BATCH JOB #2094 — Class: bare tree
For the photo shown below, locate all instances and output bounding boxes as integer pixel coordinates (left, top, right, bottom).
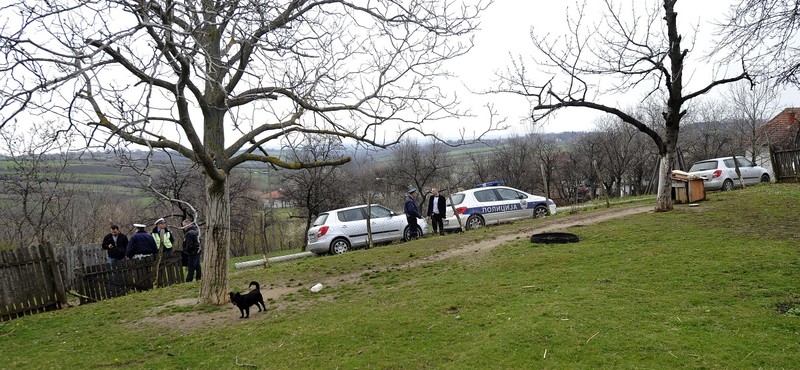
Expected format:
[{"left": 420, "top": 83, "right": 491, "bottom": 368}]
[
  {"left": 0, "top": 123, "right": 76, "bottom": 247},
  {"left": 496, "top": 0, "right": 750, "bottom": 211},
  {"left": 724, "top": 81, "right": 780, "bottom": 163},
  {"left": 0, "top": 0, "right": 492, "bottom": 304},
  {"left": 714, "top": 0, "right": 800, "bottom": 87},
  {"left": 488, "top": 135, "right": 537, "bottom": 191},
  {"left": 141, "top": 161, "right": 205, "bottom": 222},
  {"left": 282, "top": 135, "right": 350, "bottom": 246},
  {"left": 389, "top": 138, "right": 452, "bottom": 210}
]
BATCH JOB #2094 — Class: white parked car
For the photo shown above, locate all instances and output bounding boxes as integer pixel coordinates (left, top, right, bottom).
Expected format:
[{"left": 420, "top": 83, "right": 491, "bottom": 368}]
[
  {"left": 307, "top": 204, "right": 429, "bottom": 255},
  {"left": 688, "top": 156, "right": 772, "bottom": 191},
  {"left": 443, "top": 184, "right": 557, "bottom": 231}
]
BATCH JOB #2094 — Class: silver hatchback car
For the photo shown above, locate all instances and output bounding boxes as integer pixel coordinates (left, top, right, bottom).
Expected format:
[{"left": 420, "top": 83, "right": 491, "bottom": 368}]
[
  {"left": 688, "top": 156, "right": 772, "bottom": 191},
  {"left": 307, "top": 204, "right": 429, "bottom": 255}
]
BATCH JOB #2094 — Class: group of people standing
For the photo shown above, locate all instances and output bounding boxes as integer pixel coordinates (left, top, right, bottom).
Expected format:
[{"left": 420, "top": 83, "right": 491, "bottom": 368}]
[
  {"left": 101, "top": 218, "right": 202, "bottom": 282},
  {"left": 404, "top": 186, "right": 448, "bottom": 238}
]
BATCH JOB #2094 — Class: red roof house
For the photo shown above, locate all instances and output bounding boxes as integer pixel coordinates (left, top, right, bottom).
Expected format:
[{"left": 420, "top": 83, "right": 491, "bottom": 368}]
[{"left": 757, "top": 107, "right": 800, "bottom": 149}]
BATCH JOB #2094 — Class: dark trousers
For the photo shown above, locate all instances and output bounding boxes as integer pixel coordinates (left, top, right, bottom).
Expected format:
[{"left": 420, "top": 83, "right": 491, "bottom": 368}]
[
  {"left": 186, "top": 254, "right": 202, "bottom": 282},
  {"left": 431, "top": 213, "right": 444, "bottom": 235},
  {"left": 406, "top": 216, "right": 419, "bottom": 240}
]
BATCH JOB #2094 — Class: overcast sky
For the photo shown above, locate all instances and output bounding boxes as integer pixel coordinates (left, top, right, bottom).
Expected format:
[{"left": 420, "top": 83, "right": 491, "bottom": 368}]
[{"left": 443, "top": 0, "right": 800, "bottom": 138}]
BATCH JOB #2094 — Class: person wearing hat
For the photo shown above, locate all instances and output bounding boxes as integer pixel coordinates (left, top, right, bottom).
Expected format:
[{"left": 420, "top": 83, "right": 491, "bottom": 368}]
[
  {"left": 125, "top": 223, "right": 158, "bottom": 259},
  {"left": 151, "top": 218, "right": 175, "bottom": 256},
  {"left": 404, "top": 188, "right": 423, "bottom": 240}
]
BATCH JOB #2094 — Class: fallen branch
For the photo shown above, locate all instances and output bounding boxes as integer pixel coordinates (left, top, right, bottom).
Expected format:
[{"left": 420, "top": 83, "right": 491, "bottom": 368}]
[
  {"left": 235, "top": 356, "right": 257, "bottom": 368},
  {"left": 586, "top": 331, "right": 600, "bottom": 344},
  {"left": 67, "top": 290, "right": 99, "bottom": 303}
]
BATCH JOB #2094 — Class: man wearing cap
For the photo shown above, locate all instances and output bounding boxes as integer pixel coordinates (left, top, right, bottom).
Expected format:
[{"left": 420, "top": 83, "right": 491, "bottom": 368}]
[
  {"left": 404, "top": 188, "right": 423, "bottom": 240},
  {"left": 151, "top": 218, "right": 175, "bottom": 256},
  {"left": 126, "top": 223, "right": 158, "bottom": 259}
]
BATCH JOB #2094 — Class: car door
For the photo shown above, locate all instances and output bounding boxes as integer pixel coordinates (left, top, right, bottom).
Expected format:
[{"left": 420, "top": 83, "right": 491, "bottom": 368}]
[
  {"left": 336, "top": 207, "right": 368, "bottom": 247},
  {"left": 473, "top": 188, "right": 503, "bottom": 224},
  {"left": 495, "top": 187, "right": 530, "bottom": 220},
  {"left": 368, "top": 205, "right": 403, "bottom": 242},
  {"left": 735, "top": 157, "right": 759, "bottom": 185}
]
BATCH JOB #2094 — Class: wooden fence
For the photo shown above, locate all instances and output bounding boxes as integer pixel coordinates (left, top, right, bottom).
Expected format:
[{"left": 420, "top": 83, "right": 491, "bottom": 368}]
[
  {"left": 0, "top": 243, "right": 68, "bottom": 321},
  {"left": 73, "top": 254, "right": 184, "bottom": 304},
  {"left": 771, "top": 146, "right": 800, "bottom": 183},
  {"left": 1, "top": 243, "right": 185, "bottom": 321}
]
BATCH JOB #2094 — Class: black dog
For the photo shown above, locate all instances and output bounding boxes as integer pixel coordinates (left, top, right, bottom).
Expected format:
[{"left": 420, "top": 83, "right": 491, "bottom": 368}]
[{"left": 229, "top": 281, "right": 266, "bottom": 318}]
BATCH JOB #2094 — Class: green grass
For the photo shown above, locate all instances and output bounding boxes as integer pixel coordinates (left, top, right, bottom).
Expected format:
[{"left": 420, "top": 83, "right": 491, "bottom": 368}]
[{"left": 2, "top": 184, "right": 800, "bottom": 369}]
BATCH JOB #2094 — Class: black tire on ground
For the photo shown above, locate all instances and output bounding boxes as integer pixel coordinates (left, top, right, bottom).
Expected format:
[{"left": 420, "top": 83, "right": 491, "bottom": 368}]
[
  {"left": 465, "top": 214, "right": 484, "bottom": 230},
  {"left": 330, "top": 238, "right": 350, "bottom": 255},
  {"left": 761, "top": 174, "right": 770, "bottom": 183},
  {"left": 530, "top": 232, "right": 580, "bottom": 244}
]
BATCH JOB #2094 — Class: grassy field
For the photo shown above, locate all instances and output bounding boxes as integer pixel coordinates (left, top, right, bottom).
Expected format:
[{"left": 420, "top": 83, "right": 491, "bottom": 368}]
[{"left": 2, "top": 184, "right": 799, "bottom": 369}]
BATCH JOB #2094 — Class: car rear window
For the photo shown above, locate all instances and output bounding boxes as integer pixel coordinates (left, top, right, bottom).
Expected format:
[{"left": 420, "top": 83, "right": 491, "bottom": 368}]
[
  {"left": 312, "top": 214, "right": 329, "bottom": 226},
  {"left": 447, "top": 194, "right": 465, "bottom": 206},
  {"left": 690, "top": 161, "right": 718, "bottom": 171}
]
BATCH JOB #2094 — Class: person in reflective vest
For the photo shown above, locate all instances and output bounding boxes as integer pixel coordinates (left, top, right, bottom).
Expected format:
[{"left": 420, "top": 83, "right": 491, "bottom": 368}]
[{"left": 151, "top": 218, "right": 175, "bottom": 256}]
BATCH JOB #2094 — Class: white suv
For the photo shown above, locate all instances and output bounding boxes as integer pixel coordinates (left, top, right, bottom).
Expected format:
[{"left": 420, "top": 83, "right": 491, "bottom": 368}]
[
  {"left": 443, "top": 185, "right": 557, "bottom": 231},
  {"left": 307, "top": 204, "right": 429, "bottom": 255}
]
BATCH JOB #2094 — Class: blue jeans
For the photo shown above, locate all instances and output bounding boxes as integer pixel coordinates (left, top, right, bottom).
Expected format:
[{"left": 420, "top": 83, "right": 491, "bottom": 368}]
[{"left": 108, "top": 257, "right": 123, "bottom": 264}]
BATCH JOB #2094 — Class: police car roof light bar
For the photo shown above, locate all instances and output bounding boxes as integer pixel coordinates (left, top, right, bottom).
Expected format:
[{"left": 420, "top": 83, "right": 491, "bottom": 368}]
[{"left": 475, "top": 180, "right": 506, "bottom": 188}]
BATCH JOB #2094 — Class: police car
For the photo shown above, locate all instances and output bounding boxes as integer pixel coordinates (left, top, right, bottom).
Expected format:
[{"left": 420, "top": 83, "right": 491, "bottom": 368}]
[{"left": 443, "top": 182, "right": 556, "bottom": 231}]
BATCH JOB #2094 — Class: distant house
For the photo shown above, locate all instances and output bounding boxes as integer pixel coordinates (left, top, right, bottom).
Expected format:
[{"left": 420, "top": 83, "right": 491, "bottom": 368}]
[
  {"left": 263, "top": 189, "right": 290, "bottom": 208},
  {"left": 757, "top": 107, "right": 800, "bottom": 150}
]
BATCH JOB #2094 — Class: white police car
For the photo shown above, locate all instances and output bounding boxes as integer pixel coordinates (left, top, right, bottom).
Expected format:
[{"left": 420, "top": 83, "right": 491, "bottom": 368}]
[{"left": 443, "top": 183, "right": 556, "bottom": 231}]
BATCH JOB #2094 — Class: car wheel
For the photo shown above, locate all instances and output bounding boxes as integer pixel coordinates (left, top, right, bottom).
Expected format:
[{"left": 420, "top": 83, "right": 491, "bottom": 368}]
[
  {"left": 761, "top": 174, "right": 770, "bottom": 183},
  {"left": 403, "top": 226, "right": 422, "bottom": 241},
  {"left": 329, "top": 238, "right": 350, "bottom": 255},
  {"left": 721, "top": 179, "right": 734, "bottom": 191},
  {"left": 533, "top": 205, "right": 548, "bottom": 219},
  {"left": 465, "top": 214, "right": 484, "bottom": 230}
]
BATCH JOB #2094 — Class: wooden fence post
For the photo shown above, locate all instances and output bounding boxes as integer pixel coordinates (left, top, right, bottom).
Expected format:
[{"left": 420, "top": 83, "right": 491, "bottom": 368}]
[{"left": 42, "top": 242, "right": 68, "bottom": 307}]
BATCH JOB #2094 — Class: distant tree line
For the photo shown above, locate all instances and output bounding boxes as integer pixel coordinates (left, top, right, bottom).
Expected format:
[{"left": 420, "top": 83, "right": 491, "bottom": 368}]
[{"left": 0, "top": 89, "right": 783, "bottom": 253}]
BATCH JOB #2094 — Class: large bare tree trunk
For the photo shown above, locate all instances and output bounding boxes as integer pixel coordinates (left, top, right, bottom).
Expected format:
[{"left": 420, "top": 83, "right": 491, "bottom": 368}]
[
  {"left": 199, "top": 176, "right": 231, "bottom": 305},
  {"left": 655, "top": 153, "right": 674, "bottom": 212}
]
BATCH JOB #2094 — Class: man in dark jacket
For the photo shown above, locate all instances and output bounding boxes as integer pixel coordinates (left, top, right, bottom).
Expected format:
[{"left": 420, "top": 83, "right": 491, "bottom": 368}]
[
  {"left": 101, "top": 225, "right": 129, "bottom": 264},
  {"left": 404, "top": 188, "right": 422, "bottom": 240},
  {"left": 126, "top": 223, "right": 158, "bottom": 259},
  {"left": 426, "top": 187, "right": 447, "bottom": 236},
  {"left": 182, "top": 219, "right": 202, "bottom": 282}
]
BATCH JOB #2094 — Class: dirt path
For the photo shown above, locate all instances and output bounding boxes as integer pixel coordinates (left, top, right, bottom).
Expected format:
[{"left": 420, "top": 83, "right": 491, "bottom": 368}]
[{"left": 141, "top": 204, "right": 654, "bottom": 330}]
